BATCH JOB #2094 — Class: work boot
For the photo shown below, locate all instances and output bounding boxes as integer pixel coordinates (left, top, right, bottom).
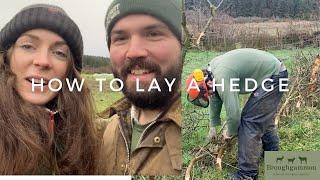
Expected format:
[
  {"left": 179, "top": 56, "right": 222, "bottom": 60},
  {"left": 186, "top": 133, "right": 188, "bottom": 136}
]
[{"left": 230, "top": 171, "right": 257, "bottom": 180}]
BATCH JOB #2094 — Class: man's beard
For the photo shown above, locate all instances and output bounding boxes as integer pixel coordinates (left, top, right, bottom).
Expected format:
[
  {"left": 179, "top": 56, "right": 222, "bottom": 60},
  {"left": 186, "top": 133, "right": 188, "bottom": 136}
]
[{"left": 112, "top": 58, "right": 181, "bottom": 110}]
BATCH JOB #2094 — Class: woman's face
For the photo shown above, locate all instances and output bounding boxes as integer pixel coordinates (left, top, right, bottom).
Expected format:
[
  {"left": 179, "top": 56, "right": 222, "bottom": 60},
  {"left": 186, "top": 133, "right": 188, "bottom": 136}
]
[{"left": 9, "top": 29, "right": 70, "bottom": 105}]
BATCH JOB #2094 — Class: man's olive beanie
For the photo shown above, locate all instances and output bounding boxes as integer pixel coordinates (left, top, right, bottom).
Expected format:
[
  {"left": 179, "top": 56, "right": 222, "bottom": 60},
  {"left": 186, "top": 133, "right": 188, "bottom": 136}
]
[
  {"left": 105, "top": 0, "right": 182, "bottom": 49},
  {"left": 0, "top": 4, "right": 83, "bottom": 71}
]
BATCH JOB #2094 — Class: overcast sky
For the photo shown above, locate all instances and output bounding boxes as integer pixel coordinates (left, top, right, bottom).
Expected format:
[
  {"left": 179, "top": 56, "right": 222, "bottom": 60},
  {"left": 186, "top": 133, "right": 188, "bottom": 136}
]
[{"left": 0, "top": 0, "right": 112, "bottom": 57}]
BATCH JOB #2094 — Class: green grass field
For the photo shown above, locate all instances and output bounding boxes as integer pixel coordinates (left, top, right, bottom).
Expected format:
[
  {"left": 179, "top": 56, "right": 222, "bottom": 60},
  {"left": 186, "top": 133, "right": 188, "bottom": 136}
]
[
  {"left": 182, "top": 47, "right": 320, "bottom": 179},
  {"left": 82, "top": 73, "right": 122, "bottom": 113}
]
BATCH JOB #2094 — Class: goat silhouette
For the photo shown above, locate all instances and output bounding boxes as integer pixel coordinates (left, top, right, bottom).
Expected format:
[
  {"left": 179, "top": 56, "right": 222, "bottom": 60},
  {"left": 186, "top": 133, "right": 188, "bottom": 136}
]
[
  {"left": 298, "top": 156, "right": 307, "bottom": 164},
  {"left": 288, "top": 157, "right": 295, "bottom": 164},
  {"left": 276, "top": 156, "right": 284, "bottom": 163}
]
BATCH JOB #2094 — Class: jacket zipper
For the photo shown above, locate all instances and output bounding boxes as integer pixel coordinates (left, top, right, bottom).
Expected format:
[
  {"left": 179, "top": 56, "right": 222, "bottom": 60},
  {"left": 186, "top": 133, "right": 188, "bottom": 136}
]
[
  {"left": 137, "top": 120, "right": 157, "bottom": 147},
  {"left": 136, "top": 111, "right": 162, "bottom": 147},
  {"left": 118, "top": 123, "right": 130, "bottom": 174},
  {"left": 120, "top": 110, "right": 162, "bottom": 173}
]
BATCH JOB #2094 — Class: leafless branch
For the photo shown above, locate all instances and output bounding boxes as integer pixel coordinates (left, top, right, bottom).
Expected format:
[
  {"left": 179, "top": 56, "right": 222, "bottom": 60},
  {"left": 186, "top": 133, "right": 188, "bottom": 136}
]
[
  {"left": 196, "top": 0, "right": 226, "bottom": 46},
  {"left": 206, "top": 0, "right": 213, "bottom": 7},
  {"left": 217, "top": 0, "right": 225, "bottom": 9}
]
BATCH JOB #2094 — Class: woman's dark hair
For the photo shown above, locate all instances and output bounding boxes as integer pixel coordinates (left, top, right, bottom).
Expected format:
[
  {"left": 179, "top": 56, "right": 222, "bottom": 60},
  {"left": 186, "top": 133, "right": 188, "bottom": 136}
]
[{"left": 0, "top": 47, "right": 99, "bottom": 174}]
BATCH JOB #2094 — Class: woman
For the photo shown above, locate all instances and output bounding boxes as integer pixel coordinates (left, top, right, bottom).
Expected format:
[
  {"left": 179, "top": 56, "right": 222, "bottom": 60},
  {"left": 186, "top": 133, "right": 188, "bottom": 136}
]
[{"left": 0, "top": 4, "right": 98, "bottom": 174}]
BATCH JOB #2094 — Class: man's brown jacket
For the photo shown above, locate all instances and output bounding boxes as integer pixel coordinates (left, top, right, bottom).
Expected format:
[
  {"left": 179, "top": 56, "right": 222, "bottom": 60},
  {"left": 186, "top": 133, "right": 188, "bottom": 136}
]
[{"left": 98, "top": 97, "right": 181, "bottom": 176}]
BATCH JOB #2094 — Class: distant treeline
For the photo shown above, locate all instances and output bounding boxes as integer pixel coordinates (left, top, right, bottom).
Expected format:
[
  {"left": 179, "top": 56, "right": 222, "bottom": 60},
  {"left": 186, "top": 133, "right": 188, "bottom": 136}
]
[
  {"left": 185, "top": 0, "right": 319, "bottom": 19},
  {"left": 82, "top": 55, "right": 111, "bottom": 74},
  {"left": 83, "top": 55, "right": 109, "bottom": 67}
]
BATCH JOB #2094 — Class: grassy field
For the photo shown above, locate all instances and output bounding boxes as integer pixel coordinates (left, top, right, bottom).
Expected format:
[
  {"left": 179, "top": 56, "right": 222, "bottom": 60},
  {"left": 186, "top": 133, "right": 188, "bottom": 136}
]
[
  {"left": 82, "top": 73, "right": 122, "bottom": 113},
  {"left": 182, "top": 47, "right": 320, "bottom": 179},
  {"left": 222, "top": 20, "right": 320, "bottom": 37}
]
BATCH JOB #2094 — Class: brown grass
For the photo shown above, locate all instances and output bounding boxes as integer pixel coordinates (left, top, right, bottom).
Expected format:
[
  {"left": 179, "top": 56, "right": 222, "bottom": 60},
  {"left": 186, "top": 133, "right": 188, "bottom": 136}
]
[
  {"left": 190, "top": 19, "right": 320, "bottom": 50},
  {"left": 223, "top": 20, "right": 320, "bottom": 37}
]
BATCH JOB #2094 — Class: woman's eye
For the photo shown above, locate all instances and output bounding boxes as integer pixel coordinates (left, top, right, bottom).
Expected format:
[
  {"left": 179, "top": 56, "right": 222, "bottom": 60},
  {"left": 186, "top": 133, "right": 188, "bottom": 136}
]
[
  {"left": 53, "top": 50, "right": 68, "bottom": 59},
  {"left": 20, "top": 44, "right": 34, "bottom": 50}
]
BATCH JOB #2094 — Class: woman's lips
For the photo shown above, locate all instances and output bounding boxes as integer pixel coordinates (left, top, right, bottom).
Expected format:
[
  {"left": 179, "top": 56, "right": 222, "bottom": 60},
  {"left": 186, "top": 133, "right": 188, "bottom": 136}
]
[{"left": 24, "top": 76, "right": 51, "bottom": 92}]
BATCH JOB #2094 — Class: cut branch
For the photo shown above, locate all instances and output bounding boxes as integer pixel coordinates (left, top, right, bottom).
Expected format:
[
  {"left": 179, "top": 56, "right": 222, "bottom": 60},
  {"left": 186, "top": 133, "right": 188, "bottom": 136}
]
[
  {"left": 308, "top": 55, "right": 320, "bottom": 93},
  {"left": 185, "top": 123, "right": 234, "bottom": 180},
  {"left": 196, "top": 16, "right": 214, "bottom": 46},
  {"left": 275, "top": 78, "right": 300, "bottom": 125},
  {"left": 185, "top": 154, "right": 207, "bottom": 180},
  {"left": 215, "top": 143, "right": 225, "bottom": 170}
]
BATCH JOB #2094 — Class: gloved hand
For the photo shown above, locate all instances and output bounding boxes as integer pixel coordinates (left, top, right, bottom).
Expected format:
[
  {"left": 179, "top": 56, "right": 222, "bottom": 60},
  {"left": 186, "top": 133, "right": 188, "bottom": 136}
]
[
  {"left": 206, "top": 80, "right": 214, "bottom": 96},
  {"left": 207, "top": 126, "right": 217, "bottom": 142},
  {"left": 222, "top": 129, "right": 232, "bottom": 141}
]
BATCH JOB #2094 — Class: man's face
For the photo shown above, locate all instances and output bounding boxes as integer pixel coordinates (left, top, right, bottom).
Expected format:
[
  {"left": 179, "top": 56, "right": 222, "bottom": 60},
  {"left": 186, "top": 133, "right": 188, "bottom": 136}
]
[{"left": 109, "top": 14, "right": 182, "bottom": 109}]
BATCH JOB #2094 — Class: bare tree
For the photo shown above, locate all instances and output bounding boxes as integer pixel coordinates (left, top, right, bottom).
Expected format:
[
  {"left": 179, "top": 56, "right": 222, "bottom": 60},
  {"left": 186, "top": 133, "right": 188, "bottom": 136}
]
[
  {"left": 196, "top": 0, "right": 225, "bottom": 45},
  {"left": 182, "top": 0, "right": 191, "bottom": 62}
]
